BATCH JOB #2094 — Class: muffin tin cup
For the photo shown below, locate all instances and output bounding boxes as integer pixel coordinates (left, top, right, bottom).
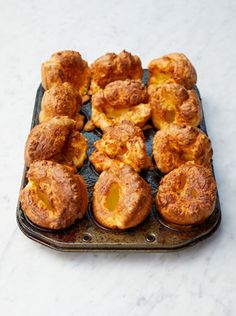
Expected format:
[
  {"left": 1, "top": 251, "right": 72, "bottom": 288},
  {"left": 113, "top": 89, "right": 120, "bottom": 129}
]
[{"left": 16, "top": 70, "right": 221, "bottom": 252}]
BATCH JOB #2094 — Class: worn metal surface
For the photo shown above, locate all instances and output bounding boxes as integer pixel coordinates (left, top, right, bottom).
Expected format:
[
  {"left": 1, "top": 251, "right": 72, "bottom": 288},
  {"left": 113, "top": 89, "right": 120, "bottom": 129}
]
[{"left": 16, "top": 70, "right": 221, "bottom": 252}]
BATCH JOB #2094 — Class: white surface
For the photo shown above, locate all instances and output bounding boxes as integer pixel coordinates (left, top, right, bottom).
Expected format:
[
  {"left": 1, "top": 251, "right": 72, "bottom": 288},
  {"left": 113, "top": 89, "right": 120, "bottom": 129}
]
[{"left": 0, "top": 0, "right": 235, "bottom": 315}]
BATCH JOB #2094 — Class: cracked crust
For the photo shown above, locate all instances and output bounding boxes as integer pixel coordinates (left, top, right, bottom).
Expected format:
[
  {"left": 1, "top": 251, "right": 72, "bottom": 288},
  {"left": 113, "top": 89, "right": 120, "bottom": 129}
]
[
  {"left": 156, "top": 162, "right": 216, "bottom": 225},
  {"left": 149, "top": 83, "right": 202, "bottom": 129},
  {"left": 93, "top": 165, "right": 152, "bottom": 230},
  {"left": 41, "top": 50, "right": 91, "bottom": 102},
  {"left": 91, "top": 79, "right": 151, "bottom": 131},
  {"left": 148, "top": 53, "right": 197, "bottom": 90},
  {"left": 24, "top": 116, "right": 88, "bottom": 168},
  {"left": 20, "top": 160, "right": 88, "bottom": 229},
  {"left": 152, "top": 124, "right": 213, "bottom": 173},
  {"left": 39, "top": 82, "right": 84, "bottom": 130},
  {"left": 90, "top": 50, "right": 143, "bottom": 94},
  {"left": 90, "top": 120, "right": 152, "bottom": 173}
]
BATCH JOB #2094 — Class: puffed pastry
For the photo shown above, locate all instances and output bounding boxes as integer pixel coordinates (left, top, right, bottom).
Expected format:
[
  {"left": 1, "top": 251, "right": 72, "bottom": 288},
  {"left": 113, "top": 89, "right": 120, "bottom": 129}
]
[
  {"left": 20, "top": 160, "right": 88, "bottom": 229},
  {"left": 39, "top": 82, "right": 84, "bottom": 130},
  {"left": 148, "top": 53, "right": 197, "bottom": 90},
  {"left": 90, "top": 50, "right": 143, "bottom": 94},
  {"left": 152, "top": 124, "right": 212, "bottom": 173},
  {"left": 25, "top": 116, "right": 88, "bottom": 169},
  {"left": 89, "top": 120, "right": 152, "bottom": 173},
  {"left": 91, "top": 79, "right": 151, "bottom": 131},
  {"left": 41, "top": 50, "right": 91, "bottom": 103},
  {"left": 149, "top": 83, "right": 202, "bottom": 129},
  {"left": 93, "top": 165, "right": 152, "bottom": 230},
  {"left": 156, "top": 162, "right": 216, "bottom": 226}
]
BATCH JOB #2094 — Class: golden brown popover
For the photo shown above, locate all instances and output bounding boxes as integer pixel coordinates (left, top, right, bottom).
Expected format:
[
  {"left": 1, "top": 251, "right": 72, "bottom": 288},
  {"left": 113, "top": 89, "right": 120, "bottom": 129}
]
[
  {"left": 93, "top": 165, "right": 152, "bottom": 230},
  {"left": 90, "top": 120, "right": 152, "bottom": 173},
  {"left": 39, "top": 82, "right": 84, "bottom": 130},
  {"left": 149, "top": 83, "right": 202, "bottom": 129},
  {"left": 25, "top": 116, "right": 88, "bottom": 168},
  {"left": 41, "top": 50, "right": 91, "bottom": 102},
  {"left": 20, "top": 160, "right": 88, "bottom": 229},
  {"left": 90, "top": 50, "right": 143, "bottom": 94},
  {"left": 152, "top": 124, "right": 212, "bottom": 173},
  {"left": 148, "top": 53, "right": 197, "bottom": 90},
  {"left": 91, "top": 79, "right": 151, "bottom": 131},
  {"left": 156, "top": 162, "right": 216, "bottom": 226}
]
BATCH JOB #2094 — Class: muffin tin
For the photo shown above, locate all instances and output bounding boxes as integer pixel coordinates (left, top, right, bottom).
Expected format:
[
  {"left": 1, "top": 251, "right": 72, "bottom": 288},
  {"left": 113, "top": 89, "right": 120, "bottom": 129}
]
[{"left": 16, "top": 70, "right": 221, "bottom": 252}]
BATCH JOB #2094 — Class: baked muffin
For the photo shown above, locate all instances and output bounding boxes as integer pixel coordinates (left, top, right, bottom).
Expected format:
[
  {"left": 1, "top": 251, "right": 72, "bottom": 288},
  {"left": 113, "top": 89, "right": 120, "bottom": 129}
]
[
  {"left": 25, "top": 116, "right": 88, "bottom": 169},
  {"left": 39, "top": 82, "right": 84, "bottom": 130},
  {"left": 20, "top": 160, "right": 88, "bottom": 229},
  {"left": 90, "top": 120, "right": 152, "bottom": 173},
  {"left": 156, "top": 162, "right": 216, "bottom": 226},
  {"left": 91, "top": 79, "right": 151, "bottom": 131},
  {"left": 152, "top": 124, "right": 212, "bottom": 173},
  {"left": 41, "top": 50, "right": 91, "bottom": 103},
  {"left": 148, "top": 53, "right": 197, "bottom": 90},
  {"left": 149, "top": 83, "right": 202, "bottom": 129},
  {"left": 90, "top": 50, "right": 142, "bottom": 94},
  {"left": 93, "top": 165, "right": 152, "bottom": 230}
]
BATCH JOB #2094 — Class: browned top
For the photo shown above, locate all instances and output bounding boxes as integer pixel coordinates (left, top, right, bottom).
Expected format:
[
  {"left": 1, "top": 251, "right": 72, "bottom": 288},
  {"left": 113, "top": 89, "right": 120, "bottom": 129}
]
[
  {"left": 39, "top": 82, "right": 82, "bottom": 123},
  {"left": 152, "top": 124, "right": 213, "bottom": 173},
  {"left": 91, "top": 79, "right": 151, "bottom": 131},
  {"left": 90, "top": 120, "right": 152, "bottom": 173},
  {"left": 148, "top": 53, "right": 197, "bottom": 90},
  {"left": 90, "top": 50, "right": 143, "bottom": 92},
  {"left": 156, "top": 163, "right": 216, "bottom": 225},
  {"left": 93, "top": 79, "right": 148, "bottom": 108},
  {"left": 20, "top": 160, "right": 88, "bottom": 229},
  {"left": 41, "top": 50, "right": 91, "bottom": 98},
  {"left": 149, "top": 83, "right": 202, "bottom": 129},
  {"left": 24, "top": 116, "right": 88, "bottom": 168},
  {"left": 93, "top": 165, "right": 152, "bottom": 229}
]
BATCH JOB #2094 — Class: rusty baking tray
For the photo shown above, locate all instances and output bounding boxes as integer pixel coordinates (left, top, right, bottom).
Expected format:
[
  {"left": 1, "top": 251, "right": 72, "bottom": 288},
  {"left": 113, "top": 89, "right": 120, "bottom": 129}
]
[{"left": 16, "top": 70, "right": 221, "bottom": 252}]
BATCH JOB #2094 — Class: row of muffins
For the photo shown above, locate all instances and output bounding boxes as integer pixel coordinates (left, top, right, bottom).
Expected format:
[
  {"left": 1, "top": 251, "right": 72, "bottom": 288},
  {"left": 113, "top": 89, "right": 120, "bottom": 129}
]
[
  {"left": 20, "top": 50, "right": 216, "bottom": 230},
  {"left": 40, "top": 50, "right": 202, "bottom": 131}
]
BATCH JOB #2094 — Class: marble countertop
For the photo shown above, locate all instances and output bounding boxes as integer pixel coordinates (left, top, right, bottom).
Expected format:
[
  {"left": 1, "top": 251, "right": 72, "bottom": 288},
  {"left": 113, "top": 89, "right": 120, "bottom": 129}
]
[{"left": 0, "top": 0, "right": 235, "bottom": 315}]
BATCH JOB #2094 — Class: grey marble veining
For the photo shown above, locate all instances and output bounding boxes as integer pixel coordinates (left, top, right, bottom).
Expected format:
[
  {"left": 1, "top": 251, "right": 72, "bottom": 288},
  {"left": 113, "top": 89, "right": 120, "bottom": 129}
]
[{"left": 0, "top": 0, "right": 235, "bottom": 315}]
